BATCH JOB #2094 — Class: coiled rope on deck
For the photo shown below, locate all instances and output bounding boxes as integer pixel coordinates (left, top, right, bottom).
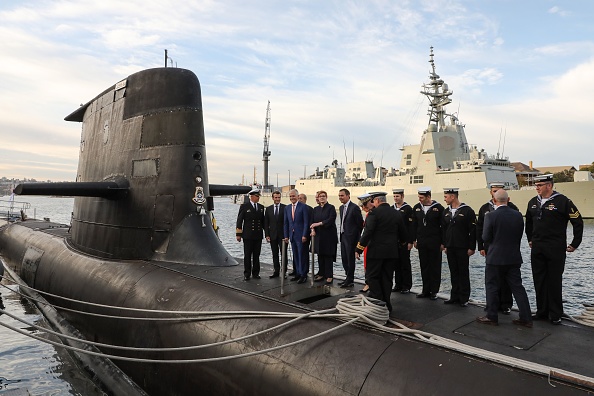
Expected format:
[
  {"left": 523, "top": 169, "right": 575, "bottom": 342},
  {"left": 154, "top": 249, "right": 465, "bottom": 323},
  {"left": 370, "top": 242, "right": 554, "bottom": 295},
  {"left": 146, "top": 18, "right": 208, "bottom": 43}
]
[{"left": 2, "top": 273, "right": 594, "bottom": 389}]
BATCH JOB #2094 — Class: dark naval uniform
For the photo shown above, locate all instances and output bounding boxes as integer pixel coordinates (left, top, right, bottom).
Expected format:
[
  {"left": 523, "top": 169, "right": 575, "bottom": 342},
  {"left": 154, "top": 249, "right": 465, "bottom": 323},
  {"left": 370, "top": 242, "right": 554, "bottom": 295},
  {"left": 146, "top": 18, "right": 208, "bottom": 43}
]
[
  {"left": 525, "top": 192, "right": 583, "bottom": 322},
  {"left": 356, "top": 201, "right": 407, "bottom": 312},
  {"left": 412, "top": 201, "right": 444, "bottom": 298},
  {"left": 477, "top": 200, "right": 519, "bottom": 312},
  {"left": 442, "top": 204, "right": 476, "bottom": 305},
  {"left": 236, "top": 201, "right": 265, "bottom": 279},
  {"left": 393, "top": 202, "right": 414, "bottom": 292}
]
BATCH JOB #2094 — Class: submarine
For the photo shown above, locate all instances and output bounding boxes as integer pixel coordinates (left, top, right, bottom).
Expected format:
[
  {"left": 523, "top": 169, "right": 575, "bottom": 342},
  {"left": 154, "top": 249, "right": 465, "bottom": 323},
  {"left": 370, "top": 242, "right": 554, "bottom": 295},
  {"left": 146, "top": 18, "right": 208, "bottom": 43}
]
[{"left": 1, "top": 66, "right": 593, "bottom": 395}]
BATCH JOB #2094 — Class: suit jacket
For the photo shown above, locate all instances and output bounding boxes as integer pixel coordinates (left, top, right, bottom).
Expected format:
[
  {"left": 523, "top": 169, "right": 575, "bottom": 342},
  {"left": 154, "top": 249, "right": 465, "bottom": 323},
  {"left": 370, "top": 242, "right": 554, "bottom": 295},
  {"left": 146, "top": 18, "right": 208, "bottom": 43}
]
[
  {"left": 264, "top": 203, "right": 285, "bottom": 240},
  {"left": 284, "top": 201, "right": 309, "bottom": 240},
  {"left": 483, "top": 205, "right": 524, "bottom": 266},
  {"left": 236, "top": 202, "right": 265, "bottom": 240},
  {"left": 339, "top": 201, "right": 363, "bottom": 242},
  {"left": 356, "top": 203, "right": 406, "bottom": 259},
  {"left": 476, "top": 200, "right": 519, "bottom": 251}
]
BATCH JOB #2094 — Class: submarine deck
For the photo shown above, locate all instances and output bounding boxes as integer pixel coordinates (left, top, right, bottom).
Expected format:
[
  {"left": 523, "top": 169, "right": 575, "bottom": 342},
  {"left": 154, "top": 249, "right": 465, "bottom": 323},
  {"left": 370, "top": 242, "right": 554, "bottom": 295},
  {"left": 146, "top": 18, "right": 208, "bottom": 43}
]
[{"left": 10, "top": 220, "right": 594, "bottom": 390}]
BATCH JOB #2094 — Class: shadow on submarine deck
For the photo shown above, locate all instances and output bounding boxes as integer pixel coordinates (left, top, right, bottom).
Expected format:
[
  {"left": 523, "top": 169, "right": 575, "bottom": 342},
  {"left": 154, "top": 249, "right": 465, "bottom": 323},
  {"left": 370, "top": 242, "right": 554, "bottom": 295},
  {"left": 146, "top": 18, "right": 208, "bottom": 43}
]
[{"left": 32, "top": 220, "right": 594, "bottom": 383}]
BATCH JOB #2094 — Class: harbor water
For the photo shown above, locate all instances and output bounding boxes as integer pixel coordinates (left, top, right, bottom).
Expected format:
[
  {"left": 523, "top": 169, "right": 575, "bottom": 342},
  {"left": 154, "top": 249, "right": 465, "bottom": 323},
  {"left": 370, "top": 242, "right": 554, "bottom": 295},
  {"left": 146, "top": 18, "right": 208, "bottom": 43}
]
[{"left": 1, "top": 195, "right": 593, "bottom": 393}]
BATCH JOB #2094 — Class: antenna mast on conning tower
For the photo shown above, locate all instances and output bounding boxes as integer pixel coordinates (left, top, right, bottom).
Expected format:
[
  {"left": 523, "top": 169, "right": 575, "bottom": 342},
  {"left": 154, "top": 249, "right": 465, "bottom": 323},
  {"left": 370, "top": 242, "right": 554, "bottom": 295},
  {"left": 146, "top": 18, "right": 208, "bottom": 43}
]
[{"left": 262, "top": 101, "right": 272, "bottom": 190}]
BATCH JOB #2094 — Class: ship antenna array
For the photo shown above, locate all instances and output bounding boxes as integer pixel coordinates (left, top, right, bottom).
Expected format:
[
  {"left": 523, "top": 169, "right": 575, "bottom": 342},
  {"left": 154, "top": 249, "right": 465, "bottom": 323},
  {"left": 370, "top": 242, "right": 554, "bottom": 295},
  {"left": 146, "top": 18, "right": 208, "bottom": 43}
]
[{"left": 262, "top": 101, "right": 271, "bottom": 189}]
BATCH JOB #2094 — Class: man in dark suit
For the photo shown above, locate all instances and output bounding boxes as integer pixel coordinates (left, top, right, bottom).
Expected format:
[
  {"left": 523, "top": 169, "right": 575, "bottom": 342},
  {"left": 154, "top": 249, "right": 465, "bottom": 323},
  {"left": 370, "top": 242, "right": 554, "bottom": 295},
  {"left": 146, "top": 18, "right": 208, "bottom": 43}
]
[
  {"left": 477, "top": 189, "right": 532, "bottom": 327},
  {"left": 236, "top": 188, "right": 265, "bottom": 281},
  {"left": 338, "top": 188, "right": 363, "bottom": 288},
  {"left": 299, "top": 193, "right": 314, "bottom": 277},
  {"left": 264, "top": 190, "right": 286, "bottom": 278},
  {"left": 284, "top": 189, "right": 310, "bottom": 284},
  {"left": 476, "top": 182, "right": 519, "bottom": 314},
  {"left": 356, "top": 192, "right": 407, "bottom": 312}
]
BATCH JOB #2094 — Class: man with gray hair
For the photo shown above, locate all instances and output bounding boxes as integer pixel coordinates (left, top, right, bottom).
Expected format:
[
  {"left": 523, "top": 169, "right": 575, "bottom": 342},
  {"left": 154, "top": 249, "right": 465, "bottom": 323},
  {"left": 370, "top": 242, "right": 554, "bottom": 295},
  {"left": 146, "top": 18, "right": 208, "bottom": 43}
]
[
  {"left": 355, "top": 192, "right": 407, "bottom": 312},
  {"left": 284, "top": 189, "right": 310, "bottom": 283},
  {"left": 477, "top": 189, "right": 532, "bottom": 327}
]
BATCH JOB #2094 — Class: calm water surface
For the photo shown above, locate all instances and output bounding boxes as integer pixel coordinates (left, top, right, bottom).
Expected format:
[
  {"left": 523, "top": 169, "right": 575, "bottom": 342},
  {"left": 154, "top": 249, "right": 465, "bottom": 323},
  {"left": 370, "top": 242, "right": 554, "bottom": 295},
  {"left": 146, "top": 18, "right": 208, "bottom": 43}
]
[{"left": 1, "top": 195, "right": 593, "bottom": 393}]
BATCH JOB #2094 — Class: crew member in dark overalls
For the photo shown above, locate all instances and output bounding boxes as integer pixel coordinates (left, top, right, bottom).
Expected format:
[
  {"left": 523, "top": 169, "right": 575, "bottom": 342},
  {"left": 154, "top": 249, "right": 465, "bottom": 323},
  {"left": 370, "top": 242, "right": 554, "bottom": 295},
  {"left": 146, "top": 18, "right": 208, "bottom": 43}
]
[
  {"left": 526, "top": 174, "right": 583, "bottom": 325},
  {"left": 391, "top": 188, "right": 414, "bottom": 294},
  {"left": 442, "top": 188, "right": 476, "bottom": 307},
  {"left": 411, "top": 188, "right": 444, "bottom": 300},
  {"left": 476, "top": 182, "right": 519, "bottom": 314},
  {"left": 236, "top": 188, "right": 265, "bottom": 281}
]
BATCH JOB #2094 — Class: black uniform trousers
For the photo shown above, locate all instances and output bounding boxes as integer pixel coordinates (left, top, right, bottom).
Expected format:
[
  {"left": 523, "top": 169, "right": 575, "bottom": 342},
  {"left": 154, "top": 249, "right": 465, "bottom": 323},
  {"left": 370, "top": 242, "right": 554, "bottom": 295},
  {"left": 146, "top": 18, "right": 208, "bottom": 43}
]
[
  {"left": 243, "top": 239, "right": 262, "bottom": 278},
  {"left": 270, "top": 237, "right": 287, "bottom": 274},
  {"left": 367, "top": 257, "right": 396, "bottom": 312},
  {"left": 394, "top": 244, "right": 412, "bottom": 290},
  {"left": 485, "top": 264, "right": 532, "bottom": 322},
  {"left": 418, "top": 247, "right": 442, "bottom": 295},
  {"left": 531, "top": 244, "right": 566, "bottom": 321},
  {"left": 446, "top": 247, "right": 470, "bottom": 303}
]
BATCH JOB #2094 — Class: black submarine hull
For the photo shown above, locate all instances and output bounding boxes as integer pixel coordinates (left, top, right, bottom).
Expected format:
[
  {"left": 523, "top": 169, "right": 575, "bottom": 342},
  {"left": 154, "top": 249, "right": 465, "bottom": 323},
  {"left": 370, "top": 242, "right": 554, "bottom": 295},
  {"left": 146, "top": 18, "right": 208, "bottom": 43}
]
[
  {"left": 2, "top": 221, "right": 590, "bottom": 395},
  {"left": 1, "top": 65, "right": 591, "bottom": 395}
]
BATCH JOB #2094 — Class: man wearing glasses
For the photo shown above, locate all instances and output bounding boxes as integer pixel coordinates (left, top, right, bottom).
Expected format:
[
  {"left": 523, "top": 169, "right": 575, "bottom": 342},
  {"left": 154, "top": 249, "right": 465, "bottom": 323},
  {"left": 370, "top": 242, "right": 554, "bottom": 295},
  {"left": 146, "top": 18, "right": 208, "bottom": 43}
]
[{"left": 525, "top": 174, "right": 583, "bottom": 325}]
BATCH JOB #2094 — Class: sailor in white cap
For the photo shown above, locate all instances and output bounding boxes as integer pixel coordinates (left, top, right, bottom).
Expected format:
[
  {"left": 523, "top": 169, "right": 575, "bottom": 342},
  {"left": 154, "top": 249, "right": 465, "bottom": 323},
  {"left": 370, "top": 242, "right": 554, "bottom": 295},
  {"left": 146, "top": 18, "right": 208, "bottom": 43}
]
[
  {"left": 391, "top": 188, "right": 413, "bottom": 294},
  {"left": 355, "top": 192, "right": 407, "bottom": 312},
  {"left": 411, "top": 187, "right": 444, "bottom": 300},
  {"left": 526, "top": 173, "right": 583, "bottom": 324},
  {"left": 442, "top": 188, "right": 476, "bottom": 307},
  {"left": 236, "top": 188, "right": 265, "bottom": 280},
  {"left": 476, "top": 182, "right": 519, "bottom": 314}
]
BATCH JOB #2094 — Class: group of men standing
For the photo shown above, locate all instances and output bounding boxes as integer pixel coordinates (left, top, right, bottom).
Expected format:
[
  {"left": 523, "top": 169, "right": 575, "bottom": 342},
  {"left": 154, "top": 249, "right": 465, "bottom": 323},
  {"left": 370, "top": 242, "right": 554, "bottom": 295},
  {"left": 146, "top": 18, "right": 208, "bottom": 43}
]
[{"left": 237, "top": 174, "right": 584, "bottom": 325}]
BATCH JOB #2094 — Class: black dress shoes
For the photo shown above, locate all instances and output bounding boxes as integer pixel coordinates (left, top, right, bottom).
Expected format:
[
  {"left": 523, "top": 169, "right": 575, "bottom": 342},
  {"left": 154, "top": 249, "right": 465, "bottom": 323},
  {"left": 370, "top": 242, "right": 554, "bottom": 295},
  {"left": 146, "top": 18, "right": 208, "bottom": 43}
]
[
  {"left": 476, "top": 316, "right": 498, "bottom": 326},
  {"left": 416, "top": 293, "right": 429, "bottom": 298},
  {"left": 531, "top": 313, "right": 547, "bottom": 321},
  {"left": 244, "top": 276, "right": 250, "bottom": 281},
  {"left": 512, "top": 319, "right": 533, "bottom": 328},
  {"left": 392, "top": 287, "right": 402, "bottom": 292},
  {"left": 290, "top": 276, "right": 300, "bottom": 281},
  {"left": 297, "top": 277, "right": 307, "bottom": 284},
  {"left": 269, "top": 273, "right": 280, "bottom": 279},
  {"left": 501, "top": 307, "right": 511, "bottom": 315},
  {"left": 459, "top": 301, "right": 469, "bottom": 307},
  {"left": 443, "top": 299, "right": 459, "bottom": 305},
  {"left": 429, "top": 293, "right": 437, "bottom": 300},
  {"left": 337, "top": 280, "right": 346, "bottom": 286},
  {"left": 340, "top": 282, "right": 354, "bottom": 288},
  {"left": 551, "top": 318, "right": 562, "bottom": 325},
  {"left": 288, "top": 271, "right": 296, "bottom": 276},
  {"left": 400, "top": 289, "right": 410, "bottom": 294},
  {"left": 253, "top": 275, "right": 261, "bottom": 279}
]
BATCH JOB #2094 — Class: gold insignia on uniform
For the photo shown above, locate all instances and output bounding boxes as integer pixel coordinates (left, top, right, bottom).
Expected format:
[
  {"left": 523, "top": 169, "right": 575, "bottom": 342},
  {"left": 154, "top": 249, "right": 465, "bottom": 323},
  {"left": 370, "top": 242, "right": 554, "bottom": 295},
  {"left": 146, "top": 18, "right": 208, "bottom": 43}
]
[
  {"left": 356, "top": 242, "right": 366, "bottom": 250},
  {"left": 570, "top": 211, "right": 581, "bottom": 218},
  {"left": 432, "top": 208, "right": 439, "bottom": 211},
  {"left": 236, "top": 228, "right": 243, "bottom": 233}
]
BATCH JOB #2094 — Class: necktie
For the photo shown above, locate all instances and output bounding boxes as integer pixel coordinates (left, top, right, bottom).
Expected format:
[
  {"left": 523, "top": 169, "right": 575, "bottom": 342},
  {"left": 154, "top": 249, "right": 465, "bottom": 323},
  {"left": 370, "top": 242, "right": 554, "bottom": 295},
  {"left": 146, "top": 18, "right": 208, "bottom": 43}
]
[
  {"left": 341, "top": 204, "right": 348, "bottom": 233},
  {"left": 292, "top": 204, "right": 295, "bottom": 220},
  {"left": 253, "top": 203, "right": 257, "bottom": 210},
  {"left": 274, "top": 205, "right": 278, "bottom": 217}
]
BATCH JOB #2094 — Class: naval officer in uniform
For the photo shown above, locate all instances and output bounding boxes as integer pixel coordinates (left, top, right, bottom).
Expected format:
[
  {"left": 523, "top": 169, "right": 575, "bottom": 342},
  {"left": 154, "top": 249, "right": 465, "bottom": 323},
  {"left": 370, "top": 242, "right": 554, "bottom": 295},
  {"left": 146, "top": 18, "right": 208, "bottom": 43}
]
[
  {"left": 411, "top": 187, "right": 444, "bottom": 300},
  {"left": 236, "top": 188, "right": 265, "bottom": 280},
  {"left": 442, "top": 188, "right": 476, "bottom": 307},
  {"left": 355, "top": 192, "right": 407, "bottom": 312},
  {"left": 476, "top": 182, "right": 519, "bottom": 314},
  {"left": 526, "top": 174, "right": 583, "bottom": 324},
  {"left": 391, "top": 188, "right": 414, "bottom": 293}
]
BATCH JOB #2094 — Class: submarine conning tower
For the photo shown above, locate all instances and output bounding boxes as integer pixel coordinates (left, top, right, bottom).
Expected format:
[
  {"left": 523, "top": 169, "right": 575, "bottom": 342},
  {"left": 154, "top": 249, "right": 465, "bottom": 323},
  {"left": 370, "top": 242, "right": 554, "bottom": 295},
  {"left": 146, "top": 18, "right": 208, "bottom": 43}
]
[{"left": 51, "top": 67, "right": 242, "bottom": 265}]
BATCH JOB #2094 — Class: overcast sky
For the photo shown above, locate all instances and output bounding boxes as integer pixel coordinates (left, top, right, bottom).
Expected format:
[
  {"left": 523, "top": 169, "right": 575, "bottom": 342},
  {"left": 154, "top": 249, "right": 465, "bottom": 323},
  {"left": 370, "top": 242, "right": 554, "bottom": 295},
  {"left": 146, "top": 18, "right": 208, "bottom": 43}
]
[{"left": 1, "top": 0, "right": 593, "bottom": 186}]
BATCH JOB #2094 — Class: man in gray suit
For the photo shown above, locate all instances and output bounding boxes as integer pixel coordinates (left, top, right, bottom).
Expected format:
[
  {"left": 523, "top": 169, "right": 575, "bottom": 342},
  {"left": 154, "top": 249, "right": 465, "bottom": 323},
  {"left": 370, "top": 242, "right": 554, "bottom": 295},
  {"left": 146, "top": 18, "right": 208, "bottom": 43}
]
[{"left": 476, "top": 189, "right": 533, "bottom": 327}]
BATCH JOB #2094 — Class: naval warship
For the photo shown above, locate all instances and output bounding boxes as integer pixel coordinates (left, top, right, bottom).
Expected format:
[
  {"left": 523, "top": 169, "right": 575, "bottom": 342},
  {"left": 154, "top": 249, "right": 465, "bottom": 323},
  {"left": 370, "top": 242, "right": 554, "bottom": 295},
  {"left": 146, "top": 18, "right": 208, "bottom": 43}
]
[
  {"left": 1, "top": 65, "right": 593, "bottom": 395},
  {"left": 262, "top": 48, "right": 594, "bottom": 218}
]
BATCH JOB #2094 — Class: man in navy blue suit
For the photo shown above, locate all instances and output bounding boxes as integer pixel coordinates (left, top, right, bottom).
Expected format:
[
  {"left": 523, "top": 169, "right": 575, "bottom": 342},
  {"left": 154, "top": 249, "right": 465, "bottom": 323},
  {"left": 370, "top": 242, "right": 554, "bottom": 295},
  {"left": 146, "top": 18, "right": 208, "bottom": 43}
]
[
  {"left": 476, "top": 189, "right": 532, "bottom": 327},
  {"left": 284, "top": 189, "right": 310, "bottom": 284},
  {"left": 338, "top": 188, "right": 363, "bottom": 288}
]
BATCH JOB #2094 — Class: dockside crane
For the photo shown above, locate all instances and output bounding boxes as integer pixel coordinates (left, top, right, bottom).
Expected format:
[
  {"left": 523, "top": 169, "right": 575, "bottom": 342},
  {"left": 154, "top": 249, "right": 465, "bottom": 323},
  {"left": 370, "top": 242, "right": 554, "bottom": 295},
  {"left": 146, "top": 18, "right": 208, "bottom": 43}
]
[{"left": 262, "top": 101, "right": 272, "bottom": 191}]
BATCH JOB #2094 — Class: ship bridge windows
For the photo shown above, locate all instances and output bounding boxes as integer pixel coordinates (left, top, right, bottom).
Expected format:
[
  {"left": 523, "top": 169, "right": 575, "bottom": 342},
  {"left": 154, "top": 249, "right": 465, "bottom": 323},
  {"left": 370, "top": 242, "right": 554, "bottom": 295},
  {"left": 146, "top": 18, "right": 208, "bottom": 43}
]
[
  {"left": 405, "top": 154, "right": 412, "bottom": 166},
  {"left": 410, "top": 175, "right": 424, "bottom": 184}
]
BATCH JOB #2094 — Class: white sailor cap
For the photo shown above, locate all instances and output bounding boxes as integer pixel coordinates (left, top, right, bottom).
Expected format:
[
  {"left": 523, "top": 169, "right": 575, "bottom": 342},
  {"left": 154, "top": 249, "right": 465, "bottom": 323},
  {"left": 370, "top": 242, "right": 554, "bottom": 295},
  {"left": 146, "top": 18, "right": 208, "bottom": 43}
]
[
  {"left": 489, "top": 182, "right": 505, "bottom": 189},
  {"left": 443, "top": 187, "right": 459, "bottom": 194},
  {"left": 534, "top": 174, "right": 554, "bottom": 183},
  {"left": 392, "top": 188, "right": 405, "bottom": 194},
  {"left": 357, "top": 193, "right": 372, "bottom": 204},
  {"left": 368, "top": 191, "right": 387, "bottom": 199},
  {"left": 417, "top": 187, "right": 432, "bottom": 195},
  {"left": 248, "top": 188, "right": 261, "bottom": 196}
]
